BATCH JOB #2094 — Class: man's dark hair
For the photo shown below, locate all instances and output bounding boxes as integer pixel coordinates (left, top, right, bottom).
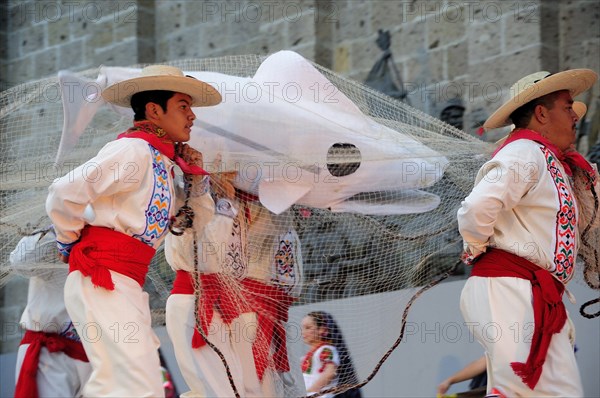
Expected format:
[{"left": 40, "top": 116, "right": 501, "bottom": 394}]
[
  {"left": 509, "top": 91, "right": 563, "bottom": 128},
  {"left": 131, "top": 90, "right": 175, "bottom": 121}
]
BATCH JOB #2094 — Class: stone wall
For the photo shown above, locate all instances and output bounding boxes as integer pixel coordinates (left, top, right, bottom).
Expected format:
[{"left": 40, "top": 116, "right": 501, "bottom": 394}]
[
  {"left": 151, "top": 0, "right": 320, "bottom": 67},
  {"left": 330, "top": 1, "right": 599, "bottom": 140},
  {"left": 2, "top": 1, "right": 599, "bottom": 136},
  {"left": 1, "top": 1, "right": 141, "bottom": 88},
  {"left": 559, "top": 0, "right": 600, "bottom": 148}
]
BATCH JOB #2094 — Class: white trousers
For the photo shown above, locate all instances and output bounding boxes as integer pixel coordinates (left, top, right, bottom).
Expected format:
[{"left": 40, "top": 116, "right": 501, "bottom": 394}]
[
  {"left": 460, "top": 276, "right": 583, "bottom": 397},
  {"left": 15, "top": 344, "right": 92, "bottom": 397},
  {"left": 64, "top": 270, "right": 164, "bottom": 397},
  {"left": 166, "top": 294, "right": 273, "bottom": 397}
]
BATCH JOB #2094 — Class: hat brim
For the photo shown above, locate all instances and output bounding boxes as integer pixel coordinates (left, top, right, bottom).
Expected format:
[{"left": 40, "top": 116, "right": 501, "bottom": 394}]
[
  {"left": 101, "top": 75, "right": 222, "bottom": 108},
  {"left": 484, "top": 69, "right": 597, "bottom": 130},
  {"left": 494, "top": 101, "right": 588, "bottom": 146}
]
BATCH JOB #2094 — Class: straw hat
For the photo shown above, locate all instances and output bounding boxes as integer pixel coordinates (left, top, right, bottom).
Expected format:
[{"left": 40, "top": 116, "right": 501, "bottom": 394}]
[
  {"left": 102, "top": 65, "right": 222, "bottom": 108},
  {"left": 494, "top": 101, "right": 587, "bottom": 146},
  {"left": 483, "top": 69, "right": 597, "bottom": 130}
]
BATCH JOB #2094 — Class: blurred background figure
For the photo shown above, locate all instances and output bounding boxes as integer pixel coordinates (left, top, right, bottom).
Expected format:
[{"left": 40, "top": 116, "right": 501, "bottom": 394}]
[
  {"left": 301, "top": 311, "right": 362, "bottom": 398},
  {"left": 10, "top": 226, "right": 91, "bottom": 397}
]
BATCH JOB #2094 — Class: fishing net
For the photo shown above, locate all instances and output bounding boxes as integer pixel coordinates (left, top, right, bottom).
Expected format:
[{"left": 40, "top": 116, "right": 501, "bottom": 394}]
[{"left": 1, "top": 50, "right": 501, "bottom": 396}]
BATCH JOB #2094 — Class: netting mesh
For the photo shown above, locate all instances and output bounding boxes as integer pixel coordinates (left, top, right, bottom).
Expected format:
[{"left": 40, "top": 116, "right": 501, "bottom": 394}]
[{"left": 1, "top": 51, "right": 497, "bottom": 396}]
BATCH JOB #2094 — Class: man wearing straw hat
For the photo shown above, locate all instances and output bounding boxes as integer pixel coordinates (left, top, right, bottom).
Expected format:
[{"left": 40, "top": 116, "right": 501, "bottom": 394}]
[
  {"left": 457, "top": 69, "right": 599, "bottom": 397},
  {"left": 46, "top": 65, "right": 221, "bottom": 397}
]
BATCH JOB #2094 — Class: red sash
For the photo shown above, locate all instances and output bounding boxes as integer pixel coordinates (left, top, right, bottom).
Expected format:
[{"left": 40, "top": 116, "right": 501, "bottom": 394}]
[
  {"left": 471, "top": 248, "right": 567, "bottom": 389},
  {"left": 170, "top": 271, "right": 240, "bottom": 348},
  {"left": 14, "top": 330, "right": 88, "bottom": 398},
  {"left": 171, "top": 269, "right": 195, "bottom": 294},
  {"left": 170, "top": 271, "right": 294, "bottom": 380},
  {"left": 241, "top": 278, "right": 295, "bottom": 379},
  {"left": 69, "top": 226, "right": 155, "bottom": 289}
]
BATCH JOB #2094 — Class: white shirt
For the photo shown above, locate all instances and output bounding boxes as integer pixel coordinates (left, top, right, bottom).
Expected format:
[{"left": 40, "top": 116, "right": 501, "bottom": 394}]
[
  {"left": 46, "top": 138, "right": 176, "bottom": 250},
  {"left": 458, "top": 139, "right": 580, "bottom": 283},
  {"left": 10, "top": 230, "right": 75, "bottom": 336}
]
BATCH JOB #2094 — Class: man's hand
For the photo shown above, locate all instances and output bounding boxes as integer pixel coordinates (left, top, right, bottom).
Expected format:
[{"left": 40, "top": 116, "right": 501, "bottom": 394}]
[
  {"left": 179, "top": 143, "right": 205, "bottom": 188},
  {"left": 179, "top": 143, "right": 203, "bottom": 167},
  {"left": 437, "top": 378, "right": 452, "bottom": 395},
  {"left": 211, "top": 171, "right": 237, "bottom": 199}
]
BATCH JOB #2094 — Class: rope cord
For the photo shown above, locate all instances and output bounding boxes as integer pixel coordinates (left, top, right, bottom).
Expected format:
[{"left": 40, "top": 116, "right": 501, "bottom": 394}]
[{"left": 579, "top": 183, "right": 600, "bottom": 319}]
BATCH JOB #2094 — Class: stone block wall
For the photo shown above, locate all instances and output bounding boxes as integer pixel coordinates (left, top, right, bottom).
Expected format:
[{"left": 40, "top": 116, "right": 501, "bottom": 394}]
[
  {"left": 559, "top": 0, "right": 600, "bottom": 148},
  {"left": 152, "top": 0, "right": 320, "bottom": 64},
  {"left": 1, "top": 1, "right": 142, "bottom": 89},
  {"left": 330, "top": 0, "right": 555, "bottom": 138},
  {"left": 2, "top": 1, "right": 598, "bottom": 137}
]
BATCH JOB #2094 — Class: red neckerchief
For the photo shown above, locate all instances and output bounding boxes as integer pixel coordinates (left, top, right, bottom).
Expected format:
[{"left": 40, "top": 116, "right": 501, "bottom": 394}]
[
  {"left": 118, "top": 121, "right": 209, "bottom": 176},
  {"left": 15, "top": 330, "right": 89, "bottom": 398},
  {"left": 471, "top": 248, "right": 567, "bottom": 389},
  {"left": 494, "top": 129, "right": 596, "bottom": 186}
]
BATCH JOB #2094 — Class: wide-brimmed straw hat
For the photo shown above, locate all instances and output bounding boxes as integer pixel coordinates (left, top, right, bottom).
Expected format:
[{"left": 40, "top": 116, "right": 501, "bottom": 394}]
[
  {"left": 495, "top": 101, "right": 587, "bottom": 146},
  {"left": 483, "top": 69, "right": 597, "bottom": 130},
  {"left": 102, "top": 65, "right": 222, "bottom": 108}
]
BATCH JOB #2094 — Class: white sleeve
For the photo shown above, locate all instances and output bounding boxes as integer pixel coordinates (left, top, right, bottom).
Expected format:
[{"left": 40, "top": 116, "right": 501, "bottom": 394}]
[
  {"left": 165, "top": 191, "right": 215, "bottom": 272},
  {"left": 45, "top": 139, "right": 152, "bottom": 245},
  {"left": 457, "top": 143, "right": 543, "bottom": 257},
  {"left": 9, "top": 229, "right": 65, "bottom": 279}
]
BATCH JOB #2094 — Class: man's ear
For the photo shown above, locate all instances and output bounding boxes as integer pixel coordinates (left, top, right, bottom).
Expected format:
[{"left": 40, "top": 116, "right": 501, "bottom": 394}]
[
  {"left": 533, "top": 104, "right": 548, "bottom": 124},
  {"left": 145, "top": 102, "right": 160, "bottom": 121}
]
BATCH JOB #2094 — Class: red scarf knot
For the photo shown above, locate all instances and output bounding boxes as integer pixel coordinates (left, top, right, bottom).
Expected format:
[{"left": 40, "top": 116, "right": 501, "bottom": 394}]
[{"left": 69, "top": 226, "right": 155, "bottom": 290}]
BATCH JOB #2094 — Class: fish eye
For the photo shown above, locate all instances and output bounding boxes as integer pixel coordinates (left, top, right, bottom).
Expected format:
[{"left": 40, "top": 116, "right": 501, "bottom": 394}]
[{"left": 326, "top": 143, "right": 361, "bottom": 177}]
